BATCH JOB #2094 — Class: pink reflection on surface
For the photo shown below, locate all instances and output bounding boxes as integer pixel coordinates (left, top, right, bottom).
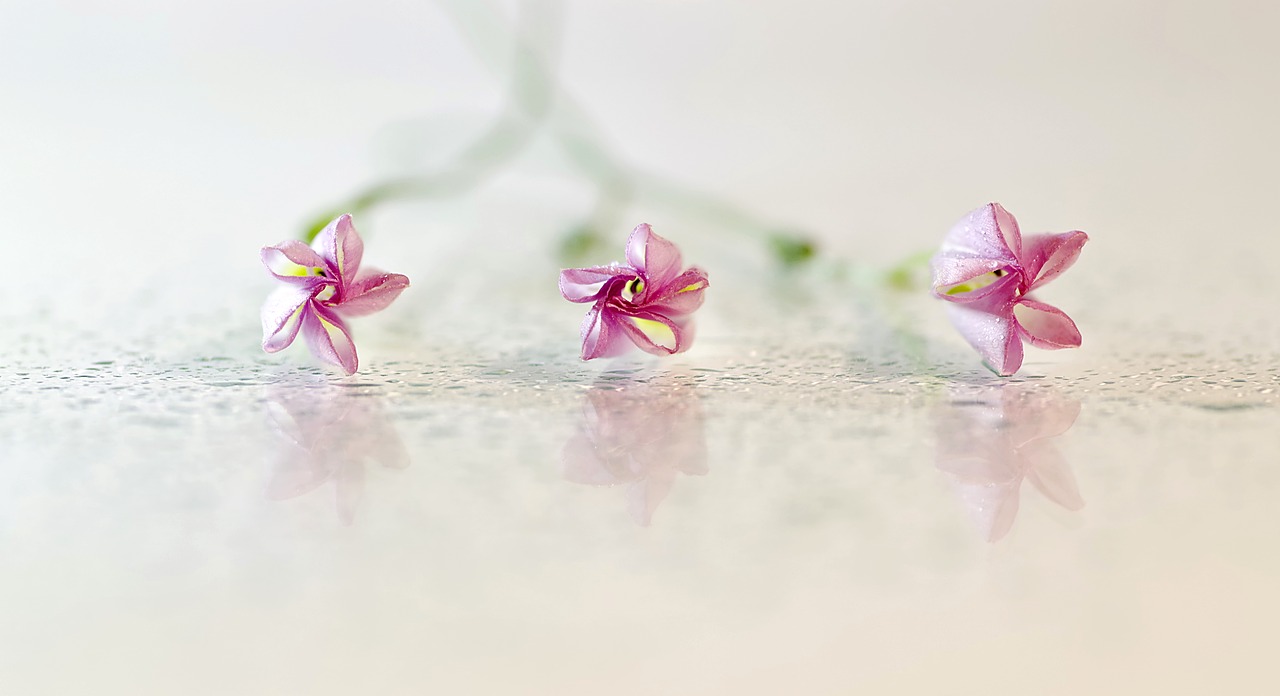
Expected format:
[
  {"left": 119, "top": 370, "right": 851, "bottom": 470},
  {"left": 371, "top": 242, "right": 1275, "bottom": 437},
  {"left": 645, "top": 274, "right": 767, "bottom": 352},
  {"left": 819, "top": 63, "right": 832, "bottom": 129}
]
[
  {"left": 562, "top": 383, "right": 707, "bottom": 526},
  {"left": 264, "top": 383, "right": 409, "bottom": 525},
  {"left": 934, "top": 386, "right": 1084, "bottom": 542}
]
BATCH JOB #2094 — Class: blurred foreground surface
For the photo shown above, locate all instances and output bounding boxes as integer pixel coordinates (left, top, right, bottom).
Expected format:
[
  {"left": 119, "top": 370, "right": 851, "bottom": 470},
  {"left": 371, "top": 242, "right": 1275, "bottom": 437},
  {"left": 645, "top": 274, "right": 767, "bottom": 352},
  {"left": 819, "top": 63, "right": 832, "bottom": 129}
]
[{"left": 2, "top": 262, "right": 1277, "bottom": 695}]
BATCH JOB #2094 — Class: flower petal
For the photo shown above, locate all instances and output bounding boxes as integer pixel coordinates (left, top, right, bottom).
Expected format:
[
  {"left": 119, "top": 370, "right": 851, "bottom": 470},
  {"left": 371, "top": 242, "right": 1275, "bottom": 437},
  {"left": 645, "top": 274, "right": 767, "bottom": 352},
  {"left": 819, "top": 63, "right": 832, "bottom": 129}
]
[
  {"left": 580, "top": 305, "right": 633, "bottom": 360},
  {"left": 301, "top": 305, "right": 359, "bottom": 374},
  {"left": 931, "top": 256, "right": 1013, "bottom": 295},
  {"left": 933, "top": 268, "right": 1021, "bottom": 307},
  {"left": 261, "top": 284, "right": 315, "bottom": 353},
  {"left": 559, "top": 265, "right": 630, "bottom": 303},
  {"left": 944, "top": 304, "right": 1024, "bottom": 376},
  {"left": 640, "top": 266, "right": 709, "bottom": 316},
  {"left": 262, "top": 241, "right": 331, "bottom": 284},
  {"left": 616, "top": 310, "right": 687, "bottom": 356},
  {"left": 934, "top": 202, "right": 1022, "bottom": 274},
  {"left": 1013, "top": 299, "right": 1082, "bottom": 349},
  {"left": 311, "top": 213, "right": 364, "bottom": 286},
  {"left": 1021, "top": 230, "right": 1088, "bottom": 290},
  {"left": 625, "top": 223, "right": 683, "bottom": 289},
  {"left": 337, "top": 271, "right": 410, "bottom": 317}
]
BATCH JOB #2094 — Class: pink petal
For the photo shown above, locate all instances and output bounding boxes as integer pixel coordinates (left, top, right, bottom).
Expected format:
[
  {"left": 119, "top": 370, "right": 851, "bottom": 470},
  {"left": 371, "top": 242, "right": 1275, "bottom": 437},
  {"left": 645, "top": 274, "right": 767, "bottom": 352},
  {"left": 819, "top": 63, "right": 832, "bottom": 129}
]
[
  {"left": 337, "top": 271, "right": 410, "bottom": 317},
  {"left": 1021, "top": 230, "right": 1088, "bottom": 290},
  {"left": 580, "top": 305, "right": 632, "bottom": 360},
  {"left": 559, "top": 265, "right": 630, "bottom": 303},
  {"left": 933, "top": 269, "right": 1022, "bottom": 307},
  {"left": 625, "top": 223, "right": 683, "bottom": 289},
  {"left": 311, "top": 213, "right": 364, "bottom": 286},
  {"left": 935, "top": 203, "right": 1022, "bottom": 272},
  {"left": 930, "top": 255, "right": 1012, "bottom": 294},
  {"left": 301, "top": 305, "right": 359, "bottom": 374},
  {"left": 640, "top": 267, "right": 709, "bottom": 316},
  {"left": 944, "top": 304, "right": 1024, "bottom": 375},
  {"left": 616, "top": 310, "right": 687, "bottom": 356},
  {"left": 261, "top": 241, "right": 330, "bottom": 284},
  {"left": 261, "top": 284, "right": 315, "bottom": 353},
  {"left": 1013, "top": 299, "right": 1082, "bottom": 349}
]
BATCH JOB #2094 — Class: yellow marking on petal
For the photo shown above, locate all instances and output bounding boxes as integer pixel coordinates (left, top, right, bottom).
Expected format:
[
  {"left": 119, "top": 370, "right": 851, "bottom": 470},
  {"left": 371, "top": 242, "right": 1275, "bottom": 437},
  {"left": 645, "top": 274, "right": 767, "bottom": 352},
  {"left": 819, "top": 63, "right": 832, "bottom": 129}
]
[
  {"left": 676, "top": 281, "right": 706, "bottom": 293},
  {"left": 942, "top": 269, "right": 1006, "bottom": 296},
  {"left": 628, "top": 317, "right": 677, "bottom": 350}
]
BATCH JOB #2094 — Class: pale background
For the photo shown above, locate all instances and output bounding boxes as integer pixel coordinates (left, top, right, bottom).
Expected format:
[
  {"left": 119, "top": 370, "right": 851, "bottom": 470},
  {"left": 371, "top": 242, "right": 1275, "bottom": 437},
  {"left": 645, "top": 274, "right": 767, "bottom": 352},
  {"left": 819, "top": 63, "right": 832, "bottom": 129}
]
[{"left": 2, "top": 2, "right": 1278, "bottom": 694}]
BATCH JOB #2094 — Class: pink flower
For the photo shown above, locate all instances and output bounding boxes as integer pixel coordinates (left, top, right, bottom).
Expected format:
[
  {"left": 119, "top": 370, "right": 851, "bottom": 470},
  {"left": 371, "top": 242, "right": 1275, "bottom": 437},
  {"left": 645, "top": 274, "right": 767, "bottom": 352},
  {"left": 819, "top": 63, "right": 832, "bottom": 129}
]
[
  {"left": 930, "top": 203, "right": 1088, "bottom": 375},
  {"left": 934, "top": 386, "right": 1084, "bottom": 542},
  {"left": 260, "top": 214, "right": 409, "bottom": 374},
  {"left": 559, "top": 224, "right": 709, "bottom": 360},
  {"left": 562, "top": 385, "right": 708, "bottom": 526}
]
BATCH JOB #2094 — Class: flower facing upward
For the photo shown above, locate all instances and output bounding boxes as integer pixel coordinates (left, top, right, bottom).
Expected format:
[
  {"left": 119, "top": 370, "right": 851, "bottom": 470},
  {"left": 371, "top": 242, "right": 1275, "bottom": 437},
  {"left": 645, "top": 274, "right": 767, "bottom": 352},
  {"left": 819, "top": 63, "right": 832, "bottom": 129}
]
[
  {"left": 559, "top": 224, "right": 709, "bottom": 360},
  {"left": 260, "top": 214, "right": 409, "bottom": 374},
  {"left": 930, "top": 203, "right": 1088, "bottom": 376}
]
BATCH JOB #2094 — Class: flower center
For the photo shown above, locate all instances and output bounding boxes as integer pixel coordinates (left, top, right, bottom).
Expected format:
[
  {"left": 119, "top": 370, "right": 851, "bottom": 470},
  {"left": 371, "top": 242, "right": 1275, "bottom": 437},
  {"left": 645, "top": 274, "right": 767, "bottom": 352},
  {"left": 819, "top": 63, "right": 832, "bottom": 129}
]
[{"left": 621, "top": 277, "right": 645, "bottom": 301}]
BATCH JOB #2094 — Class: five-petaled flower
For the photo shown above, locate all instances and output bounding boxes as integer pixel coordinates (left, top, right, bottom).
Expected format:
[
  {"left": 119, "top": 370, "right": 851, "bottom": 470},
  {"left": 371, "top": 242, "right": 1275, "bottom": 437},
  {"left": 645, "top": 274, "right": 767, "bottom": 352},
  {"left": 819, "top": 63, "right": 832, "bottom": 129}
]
[
  {"left": 559, "top": 224, "right": 709, "bottom": 360},
  {"left": 260, "top": 214, "right": 409, "bottom": 374},
  {"left": 930, "top": 203, "right": 1088, "bottom": 376}
]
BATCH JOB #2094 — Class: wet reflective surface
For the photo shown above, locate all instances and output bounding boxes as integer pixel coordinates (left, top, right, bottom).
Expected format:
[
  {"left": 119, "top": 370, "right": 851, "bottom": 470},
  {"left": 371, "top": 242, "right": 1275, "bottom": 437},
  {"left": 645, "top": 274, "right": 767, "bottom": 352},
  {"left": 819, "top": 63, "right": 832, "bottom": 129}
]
[
  {"left": 4, "top": 283, "right": 1277, "bottom": 693},
  {"left": 563, "top": 381, "right": 708, "bottom": 526},
  {"left": 934, "top": 387, "right": 1084, "bottom": 542}
]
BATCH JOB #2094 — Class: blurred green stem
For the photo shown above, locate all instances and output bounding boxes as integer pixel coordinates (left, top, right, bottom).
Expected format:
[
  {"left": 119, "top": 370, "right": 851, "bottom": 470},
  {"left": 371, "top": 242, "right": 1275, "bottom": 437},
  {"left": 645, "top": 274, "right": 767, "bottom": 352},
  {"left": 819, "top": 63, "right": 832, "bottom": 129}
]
[{"left": 305, "top": 0, "right": 819, "bottom": 269}]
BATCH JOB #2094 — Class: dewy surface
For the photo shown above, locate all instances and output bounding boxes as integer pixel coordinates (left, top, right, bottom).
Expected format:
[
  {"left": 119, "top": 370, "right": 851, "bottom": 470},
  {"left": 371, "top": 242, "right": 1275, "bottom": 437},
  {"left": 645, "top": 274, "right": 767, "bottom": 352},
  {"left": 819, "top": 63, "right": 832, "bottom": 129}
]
[{"left": 2, "top": 245, "right": 1278, "bottom": 694}]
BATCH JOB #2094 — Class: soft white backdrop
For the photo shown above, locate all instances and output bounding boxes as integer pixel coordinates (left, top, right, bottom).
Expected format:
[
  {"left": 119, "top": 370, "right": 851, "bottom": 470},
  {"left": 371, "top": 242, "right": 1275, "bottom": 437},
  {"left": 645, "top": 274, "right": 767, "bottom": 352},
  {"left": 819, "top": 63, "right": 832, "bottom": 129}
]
[{"left": 4, "top": 0, "right": 1278, "bottom": 341}]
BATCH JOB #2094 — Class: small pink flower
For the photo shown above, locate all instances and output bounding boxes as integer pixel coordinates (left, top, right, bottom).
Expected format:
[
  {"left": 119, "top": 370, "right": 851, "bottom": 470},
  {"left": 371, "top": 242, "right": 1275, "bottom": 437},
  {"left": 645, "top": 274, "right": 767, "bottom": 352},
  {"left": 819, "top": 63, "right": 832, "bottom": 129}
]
[
  {"left": 931, "top": 203, "right": 1088, "bottom": 375},
  {"left": 559, "top": 224, "right": 709, "bottom": 360},
  {"left": 260, "top": 214, "right": 409, "bottom": 374}
]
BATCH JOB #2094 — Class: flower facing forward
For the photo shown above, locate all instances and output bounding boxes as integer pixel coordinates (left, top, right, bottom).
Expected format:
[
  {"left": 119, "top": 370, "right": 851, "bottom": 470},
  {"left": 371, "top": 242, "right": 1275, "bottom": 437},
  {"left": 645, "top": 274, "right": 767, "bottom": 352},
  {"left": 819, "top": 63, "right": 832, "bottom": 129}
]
[
  {"left": 261, "top": 214, "right": 409, "bottom": 374},
  {"left": 930, "top": 203, "right": 1088, "bottom": 375},
  {"left": 559, "top": 224, "right": 709, "bottom": 360}
]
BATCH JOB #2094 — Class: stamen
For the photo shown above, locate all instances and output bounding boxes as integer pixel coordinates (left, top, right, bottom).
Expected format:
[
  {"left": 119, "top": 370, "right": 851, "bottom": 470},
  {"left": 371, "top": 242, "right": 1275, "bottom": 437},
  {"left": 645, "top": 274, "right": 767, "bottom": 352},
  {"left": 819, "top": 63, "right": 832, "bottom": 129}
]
[{"left": 621, "top": 277, "right": 645, "bottom": 301}]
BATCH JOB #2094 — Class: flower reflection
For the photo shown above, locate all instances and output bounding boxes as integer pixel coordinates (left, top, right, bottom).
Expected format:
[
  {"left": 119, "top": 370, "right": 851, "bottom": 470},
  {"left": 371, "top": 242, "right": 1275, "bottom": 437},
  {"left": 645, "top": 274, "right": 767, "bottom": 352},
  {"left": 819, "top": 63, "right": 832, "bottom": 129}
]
[
  {"left": 264, "top": 383, "right": 409, "bottom": 525},
  {"left": 562, "top": 383, "right": 707, "bottom": 526},
  {"left": 934, "top": 386, "right": 1084, "bottom": 542}
]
